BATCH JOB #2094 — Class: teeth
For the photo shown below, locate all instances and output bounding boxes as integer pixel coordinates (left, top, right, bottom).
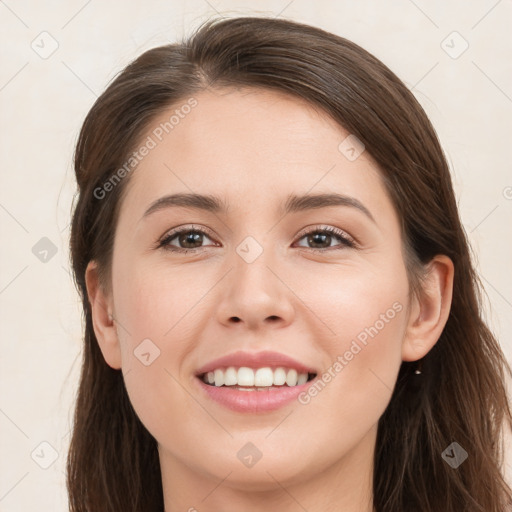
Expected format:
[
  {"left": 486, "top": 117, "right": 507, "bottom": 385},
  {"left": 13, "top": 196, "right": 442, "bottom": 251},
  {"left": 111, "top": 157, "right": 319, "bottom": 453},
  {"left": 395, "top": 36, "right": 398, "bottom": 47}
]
[
  {"left": 285, "top": 368, "right": 298, "bottom": 386},
  {"left": 273, "top": 367, "right": 287, "bottom": 385},
  {"left": 297, "top": 372, "right": 308, "bottom": 385},
  {"left": 214, "top": 369, "right": 224, "bottom": 387},
  {"left": 254, "top": 368, "right": 273, "bottom": 386},
  {"left": 238, "top": 367, "right": 254, "bottom": 386},
  {"left": 224, "top": 367, "right": 237, "bottom": 386},
  {"left": 201, "top": 366, "right": 313, "bottom": 388}
]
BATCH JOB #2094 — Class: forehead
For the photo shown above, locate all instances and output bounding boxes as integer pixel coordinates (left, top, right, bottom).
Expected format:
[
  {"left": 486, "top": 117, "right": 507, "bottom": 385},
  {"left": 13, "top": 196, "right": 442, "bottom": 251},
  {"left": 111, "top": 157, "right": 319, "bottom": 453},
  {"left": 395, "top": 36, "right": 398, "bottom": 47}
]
[{"left": 119, "top": 86, "right": 390, "bottom": 220}]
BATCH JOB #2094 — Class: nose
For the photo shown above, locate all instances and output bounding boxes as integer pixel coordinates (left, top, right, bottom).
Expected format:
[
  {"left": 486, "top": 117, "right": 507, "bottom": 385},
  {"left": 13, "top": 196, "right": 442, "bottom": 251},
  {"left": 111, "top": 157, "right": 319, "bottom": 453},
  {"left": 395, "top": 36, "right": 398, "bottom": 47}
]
[{"left": 215, "top": 247, "right": 295, "bottom": 331}]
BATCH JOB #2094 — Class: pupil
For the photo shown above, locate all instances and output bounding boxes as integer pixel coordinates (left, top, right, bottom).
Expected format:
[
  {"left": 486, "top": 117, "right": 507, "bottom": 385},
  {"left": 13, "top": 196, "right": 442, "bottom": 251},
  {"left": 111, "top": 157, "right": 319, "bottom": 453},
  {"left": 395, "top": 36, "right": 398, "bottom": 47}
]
[
  {"left": 309, "top": 233, "right": 330, "bottom": 248},
  {"left": 181, "top": 232, "right": 202, "bottom": 248}
]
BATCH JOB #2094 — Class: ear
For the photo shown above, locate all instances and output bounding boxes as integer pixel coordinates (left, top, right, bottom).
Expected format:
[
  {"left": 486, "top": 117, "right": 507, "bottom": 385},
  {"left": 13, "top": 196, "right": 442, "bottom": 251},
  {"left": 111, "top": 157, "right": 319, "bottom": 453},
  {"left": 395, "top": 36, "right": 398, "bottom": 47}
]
[
  {"left": 402, "top": 254, "right": 454, "bottom": 362},
  {"left": 85, "top": 260, "right": 122, "bottom": 370}
]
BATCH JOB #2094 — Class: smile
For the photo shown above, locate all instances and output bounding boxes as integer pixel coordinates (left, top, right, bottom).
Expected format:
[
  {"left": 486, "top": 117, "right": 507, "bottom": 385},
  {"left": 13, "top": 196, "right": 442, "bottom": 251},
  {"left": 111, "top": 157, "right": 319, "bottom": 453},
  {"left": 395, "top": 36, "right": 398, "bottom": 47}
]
[
  {"left": 194, "top": 350, "right": 319, "bottom": 412},
  {"left": 200, "top": 366, "right": 316, "bottom": 388}
]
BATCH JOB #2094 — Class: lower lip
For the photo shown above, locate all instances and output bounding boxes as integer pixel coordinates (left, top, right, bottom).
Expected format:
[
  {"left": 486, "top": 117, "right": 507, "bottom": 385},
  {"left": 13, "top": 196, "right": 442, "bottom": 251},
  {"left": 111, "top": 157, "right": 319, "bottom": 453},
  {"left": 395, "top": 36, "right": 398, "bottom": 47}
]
[{"left": 195, "top": 377, "right": 315, "bottom": 413}]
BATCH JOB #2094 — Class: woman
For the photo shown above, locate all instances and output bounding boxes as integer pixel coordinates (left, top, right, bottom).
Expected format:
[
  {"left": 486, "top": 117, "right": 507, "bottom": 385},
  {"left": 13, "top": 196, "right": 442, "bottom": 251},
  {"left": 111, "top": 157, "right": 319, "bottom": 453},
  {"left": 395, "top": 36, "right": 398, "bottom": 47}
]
[{"left": 66, "top": 15, "right": 512, "bottom": 511}]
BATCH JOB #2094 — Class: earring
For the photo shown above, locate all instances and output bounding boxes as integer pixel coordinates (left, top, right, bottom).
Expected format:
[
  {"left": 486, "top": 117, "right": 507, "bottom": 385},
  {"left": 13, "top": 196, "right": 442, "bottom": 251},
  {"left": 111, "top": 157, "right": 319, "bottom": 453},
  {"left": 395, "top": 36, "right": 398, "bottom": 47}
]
[{"left": 414, "top": 360, "right": 423, "bottom": 375}]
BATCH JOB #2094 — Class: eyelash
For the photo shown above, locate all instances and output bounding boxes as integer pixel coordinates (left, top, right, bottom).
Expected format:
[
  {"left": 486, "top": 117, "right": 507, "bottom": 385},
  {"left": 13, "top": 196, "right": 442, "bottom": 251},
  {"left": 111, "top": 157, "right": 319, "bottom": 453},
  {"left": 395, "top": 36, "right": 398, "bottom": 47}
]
[{"left": 156, "top": 224, "right": 357, "bottom": 254}]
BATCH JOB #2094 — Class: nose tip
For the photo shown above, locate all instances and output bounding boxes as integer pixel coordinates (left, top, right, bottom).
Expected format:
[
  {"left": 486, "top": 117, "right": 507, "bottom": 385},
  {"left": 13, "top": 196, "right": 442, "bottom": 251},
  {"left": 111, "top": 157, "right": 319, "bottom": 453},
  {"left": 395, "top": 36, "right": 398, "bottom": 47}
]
[{"left": 229, "top": 314, "right": 282, "bottom": 324}]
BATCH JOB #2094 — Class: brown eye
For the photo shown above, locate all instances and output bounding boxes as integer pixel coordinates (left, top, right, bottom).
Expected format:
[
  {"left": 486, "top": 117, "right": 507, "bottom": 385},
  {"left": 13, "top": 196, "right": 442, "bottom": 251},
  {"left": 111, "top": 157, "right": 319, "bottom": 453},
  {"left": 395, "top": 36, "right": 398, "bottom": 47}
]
[
  {"left": 295, "top": 226, "right": 355, "bottom": 252},
  {"left": 158, "top": 226, "right": 217, "bottom": 253},
  {"left": 156, "top": 224, "right": 356, "bottom": 255}
]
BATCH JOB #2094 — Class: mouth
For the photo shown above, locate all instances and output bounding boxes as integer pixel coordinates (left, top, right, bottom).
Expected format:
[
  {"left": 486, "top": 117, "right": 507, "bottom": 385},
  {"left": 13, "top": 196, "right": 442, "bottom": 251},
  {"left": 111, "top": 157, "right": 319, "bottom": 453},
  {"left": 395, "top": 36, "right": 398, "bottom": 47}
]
[
  {"left": 193, "top": 350, "right": 320, "bottom": 412},
  {"left": 197, "top": 366, "right": 318, "bottom": 391},
  {"left": 194, "top": 366, "right": 319, "bottom": 413}
]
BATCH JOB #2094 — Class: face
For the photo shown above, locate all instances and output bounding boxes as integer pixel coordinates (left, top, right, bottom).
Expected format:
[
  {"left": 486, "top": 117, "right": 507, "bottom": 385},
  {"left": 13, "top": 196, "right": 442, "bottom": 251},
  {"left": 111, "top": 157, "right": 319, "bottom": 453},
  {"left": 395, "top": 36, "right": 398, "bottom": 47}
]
[{"left": 93, "top": 87, "right": 419, "bottom": 496}]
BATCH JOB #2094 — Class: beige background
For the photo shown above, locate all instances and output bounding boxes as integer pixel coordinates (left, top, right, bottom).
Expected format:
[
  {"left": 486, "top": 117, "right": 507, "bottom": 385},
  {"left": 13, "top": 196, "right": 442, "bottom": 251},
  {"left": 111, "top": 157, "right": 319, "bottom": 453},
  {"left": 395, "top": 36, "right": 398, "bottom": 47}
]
[{"left": 1, "top": 0, "right": 511, "bottom": 509}]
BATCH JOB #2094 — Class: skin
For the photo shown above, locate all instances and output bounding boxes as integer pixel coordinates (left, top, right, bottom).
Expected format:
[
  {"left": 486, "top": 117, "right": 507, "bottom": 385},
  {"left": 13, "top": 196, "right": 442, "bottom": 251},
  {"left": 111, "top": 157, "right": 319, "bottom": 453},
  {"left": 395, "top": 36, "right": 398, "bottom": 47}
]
[{"left": 86, "top": 87, "right": 454, "bottom": 512}]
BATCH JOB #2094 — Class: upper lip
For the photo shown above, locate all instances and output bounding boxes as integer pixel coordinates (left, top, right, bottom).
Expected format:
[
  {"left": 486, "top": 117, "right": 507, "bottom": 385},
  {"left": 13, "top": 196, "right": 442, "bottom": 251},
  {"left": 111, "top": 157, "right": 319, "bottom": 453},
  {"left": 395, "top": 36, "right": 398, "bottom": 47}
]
[{"left": 195, "top": 350, "right": 318, "bottom": 376}]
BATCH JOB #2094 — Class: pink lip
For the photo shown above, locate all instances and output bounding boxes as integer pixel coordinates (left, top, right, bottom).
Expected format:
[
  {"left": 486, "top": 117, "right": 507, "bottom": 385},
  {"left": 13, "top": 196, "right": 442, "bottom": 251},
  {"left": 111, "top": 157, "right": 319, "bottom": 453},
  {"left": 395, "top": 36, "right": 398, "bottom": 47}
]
[
  {"left": 194, "top": 350, "right": 318, "bottom": 375},
  {"left": 193, "top": 350, "right": 318, "bottom": 413},
  {"left": 194, "top": 377, "right": 316, "bottom": 413}
]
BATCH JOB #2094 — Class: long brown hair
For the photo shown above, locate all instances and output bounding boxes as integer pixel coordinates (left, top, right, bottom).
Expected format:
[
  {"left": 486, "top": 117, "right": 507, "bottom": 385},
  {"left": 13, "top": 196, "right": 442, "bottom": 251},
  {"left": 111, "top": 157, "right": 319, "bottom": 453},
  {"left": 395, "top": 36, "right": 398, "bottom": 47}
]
[{"left": 67, "top": 15, "right": 512, "bottom": 511}]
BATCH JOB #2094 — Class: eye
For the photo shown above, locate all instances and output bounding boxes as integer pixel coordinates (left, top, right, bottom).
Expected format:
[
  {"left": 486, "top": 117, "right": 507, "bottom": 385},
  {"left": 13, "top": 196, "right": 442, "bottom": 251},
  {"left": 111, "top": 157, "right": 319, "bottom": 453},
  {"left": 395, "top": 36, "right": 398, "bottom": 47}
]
[
  {"left": 157, "top": 225, "right": 218, "bottom": 253},
  {"left": 156, "top": 224, "right": 356, "bottom": 254},
  {"left": 294, "top": 225, "right": 356, "bottom": 252}
]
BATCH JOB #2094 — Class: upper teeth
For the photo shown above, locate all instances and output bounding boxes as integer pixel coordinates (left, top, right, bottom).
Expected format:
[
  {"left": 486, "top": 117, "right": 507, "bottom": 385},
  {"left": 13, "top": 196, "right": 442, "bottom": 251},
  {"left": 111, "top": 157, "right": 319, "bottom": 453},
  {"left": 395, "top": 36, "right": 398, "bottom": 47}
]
[{"left": 202, "top": 367, "right": 311, "bottom": 387}]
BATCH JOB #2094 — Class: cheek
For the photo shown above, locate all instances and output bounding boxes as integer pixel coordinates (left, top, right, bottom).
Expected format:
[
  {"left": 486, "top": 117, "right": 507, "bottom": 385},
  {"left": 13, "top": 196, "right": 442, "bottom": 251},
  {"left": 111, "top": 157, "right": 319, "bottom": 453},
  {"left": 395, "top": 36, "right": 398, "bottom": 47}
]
[
  {"left": 296, "top": 257, "right": 408, "bottom": 405},
  {"left": 112, "top": 258, "right": 202, "bottom": 345},
  {"left": 110, "top": 258, "right": 211, "bottom": 420},
  {"left": 292, "top": 274, "right": 407, "bottom": 457},
  {"left": 110, "top": 263, "right": 203, "bottom": 442},
  {"left": 296, "top": 254, "right": 409, "bottom": 344}
]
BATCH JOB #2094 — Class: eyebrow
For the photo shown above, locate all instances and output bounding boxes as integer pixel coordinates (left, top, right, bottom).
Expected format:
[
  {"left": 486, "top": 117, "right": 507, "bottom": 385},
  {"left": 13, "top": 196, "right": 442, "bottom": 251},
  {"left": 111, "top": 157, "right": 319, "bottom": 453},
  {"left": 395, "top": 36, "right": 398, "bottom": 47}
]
[{"left": 142, "top": 192, "right": 376, "bottom": 223}]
